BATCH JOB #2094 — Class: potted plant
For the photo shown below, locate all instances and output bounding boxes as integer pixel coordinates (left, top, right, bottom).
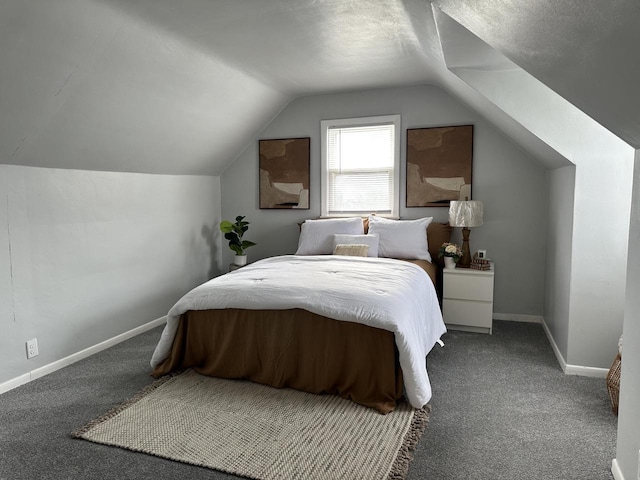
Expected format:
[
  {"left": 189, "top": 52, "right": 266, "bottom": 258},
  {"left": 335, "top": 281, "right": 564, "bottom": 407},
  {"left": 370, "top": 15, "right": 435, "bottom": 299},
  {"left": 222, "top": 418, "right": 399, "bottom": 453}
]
[
  {"left": 219, "top": 216, "right": 256, "bottom": 266},
  {"left": 438, "top": 242, "right": 463, "bottom": 269}
]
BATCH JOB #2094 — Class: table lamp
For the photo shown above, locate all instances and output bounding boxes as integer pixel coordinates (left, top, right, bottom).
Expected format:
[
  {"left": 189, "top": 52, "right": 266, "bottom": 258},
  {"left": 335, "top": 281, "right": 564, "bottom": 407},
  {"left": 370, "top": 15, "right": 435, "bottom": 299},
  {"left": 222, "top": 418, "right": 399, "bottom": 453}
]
[{"left": 449, "top": 200, "right": 483, "bottom": 268}]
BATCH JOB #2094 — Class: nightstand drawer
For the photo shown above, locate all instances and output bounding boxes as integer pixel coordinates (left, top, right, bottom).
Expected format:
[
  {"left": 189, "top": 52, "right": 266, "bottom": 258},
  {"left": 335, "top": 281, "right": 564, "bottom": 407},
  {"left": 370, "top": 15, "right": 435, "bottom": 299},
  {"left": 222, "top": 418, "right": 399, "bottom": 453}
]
[
  {"left": 443, "top": 299, "right": 493, "bottom": 330},
  {"left": 443, "top": 273, "right": 493, "bottom": 302}
]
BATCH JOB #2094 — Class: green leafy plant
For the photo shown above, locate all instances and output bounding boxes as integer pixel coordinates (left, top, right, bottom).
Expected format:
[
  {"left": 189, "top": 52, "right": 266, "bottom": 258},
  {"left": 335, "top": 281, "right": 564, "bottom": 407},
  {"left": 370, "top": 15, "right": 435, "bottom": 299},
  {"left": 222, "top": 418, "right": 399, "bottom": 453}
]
[
  {"left": 438, "top": 242, "right": 463, "bottom": 262},
  {"left": 219, "top": 216, "right": 256, "bottom": 256}
]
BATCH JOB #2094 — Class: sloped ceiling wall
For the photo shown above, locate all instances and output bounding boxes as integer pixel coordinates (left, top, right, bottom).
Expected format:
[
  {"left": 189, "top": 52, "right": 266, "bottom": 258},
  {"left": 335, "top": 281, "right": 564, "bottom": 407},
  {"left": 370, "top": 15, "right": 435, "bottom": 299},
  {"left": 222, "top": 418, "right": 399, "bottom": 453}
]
[
  {"left": 0, "top": 1, "right": 288, "bottom": 175},
  {"left": 434, "top": 0, "right": 640, "bottom": 149},
  {"left": 1, "top": 0, "right": 637, "bottom": 175}
]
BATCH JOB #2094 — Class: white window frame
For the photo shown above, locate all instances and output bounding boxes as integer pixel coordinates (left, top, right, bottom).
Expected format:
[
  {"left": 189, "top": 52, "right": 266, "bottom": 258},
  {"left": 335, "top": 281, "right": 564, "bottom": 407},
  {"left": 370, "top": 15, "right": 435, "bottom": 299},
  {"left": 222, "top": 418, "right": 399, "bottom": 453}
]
[{"left": 320, "top": 114, "right": 401, "bottom": 218}]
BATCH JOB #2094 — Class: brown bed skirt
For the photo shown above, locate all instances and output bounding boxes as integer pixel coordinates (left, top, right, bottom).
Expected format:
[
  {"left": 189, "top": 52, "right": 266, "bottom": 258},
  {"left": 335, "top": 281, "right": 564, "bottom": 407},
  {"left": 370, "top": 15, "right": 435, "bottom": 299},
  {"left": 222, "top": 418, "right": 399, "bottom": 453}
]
[{"left": 152, "top": 308, "right": 404, "bottom": 414}]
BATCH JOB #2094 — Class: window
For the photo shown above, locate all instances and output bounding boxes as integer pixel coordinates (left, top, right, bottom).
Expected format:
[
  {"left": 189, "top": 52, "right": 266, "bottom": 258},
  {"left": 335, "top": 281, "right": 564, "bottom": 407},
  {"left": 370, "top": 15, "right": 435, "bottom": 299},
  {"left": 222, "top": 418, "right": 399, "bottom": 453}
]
[{"left": 321, "top": 115, "right": 400, "bottom": 217}]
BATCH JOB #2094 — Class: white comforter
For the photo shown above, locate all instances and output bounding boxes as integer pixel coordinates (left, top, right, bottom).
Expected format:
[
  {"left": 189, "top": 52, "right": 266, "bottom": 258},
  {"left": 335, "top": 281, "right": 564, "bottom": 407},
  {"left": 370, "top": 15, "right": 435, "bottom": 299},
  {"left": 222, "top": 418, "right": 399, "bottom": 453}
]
[{"left": 150, "top": 255, "right": 446, "bottom": 408}]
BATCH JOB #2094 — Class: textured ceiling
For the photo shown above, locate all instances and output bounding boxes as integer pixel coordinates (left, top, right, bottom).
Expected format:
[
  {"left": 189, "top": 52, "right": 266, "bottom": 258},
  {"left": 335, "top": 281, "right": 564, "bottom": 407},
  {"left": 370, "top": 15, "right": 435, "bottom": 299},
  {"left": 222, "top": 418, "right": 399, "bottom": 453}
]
[
  {"left": 0, "top": 0, "right": 637, "bottom": 175},
  {"left": 102, "top": 0, "right": 445, "bottom": 95},
  {"left": 434, "top": 0, "right": 640, "bottom": 148}
]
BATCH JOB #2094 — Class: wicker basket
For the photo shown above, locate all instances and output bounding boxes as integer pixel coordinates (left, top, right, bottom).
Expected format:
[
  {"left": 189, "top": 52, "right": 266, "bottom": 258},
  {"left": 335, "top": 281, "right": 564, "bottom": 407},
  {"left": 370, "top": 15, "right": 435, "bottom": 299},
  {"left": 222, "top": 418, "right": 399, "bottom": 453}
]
[{"left": 606, "top": 353, "right": 621, "bottom": 415}]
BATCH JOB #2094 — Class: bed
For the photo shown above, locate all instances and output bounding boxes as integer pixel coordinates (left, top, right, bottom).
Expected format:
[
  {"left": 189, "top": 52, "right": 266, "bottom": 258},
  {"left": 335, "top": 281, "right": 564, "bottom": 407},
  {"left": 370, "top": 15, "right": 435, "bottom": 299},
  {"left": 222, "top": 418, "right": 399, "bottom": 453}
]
[{"left": 150, "top": 217, "right": 450, "bottom": 414}]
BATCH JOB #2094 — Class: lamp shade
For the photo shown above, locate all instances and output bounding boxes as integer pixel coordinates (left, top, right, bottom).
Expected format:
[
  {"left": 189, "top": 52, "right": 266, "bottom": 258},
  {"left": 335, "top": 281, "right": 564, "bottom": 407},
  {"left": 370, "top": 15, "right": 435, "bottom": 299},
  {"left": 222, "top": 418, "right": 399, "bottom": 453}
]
[{"left": 449, "top": 200, "right": 483, "bottom": 228}]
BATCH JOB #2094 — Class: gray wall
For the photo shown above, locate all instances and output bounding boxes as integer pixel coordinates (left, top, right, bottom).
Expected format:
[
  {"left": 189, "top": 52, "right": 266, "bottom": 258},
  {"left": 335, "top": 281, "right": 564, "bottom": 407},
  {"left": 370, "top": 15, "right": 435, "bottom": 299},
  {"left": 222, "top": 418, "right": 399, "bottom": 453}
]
[
  {"left": 221, "top": 84, "right": 548, "bottom": 316},
  {"left": 449, "top": 67, "right": 634, "bottom": 371},
  {"left": 544, "top": 165, "right": 575, "bottom": 362},
  {"left": 0, "top": 165, "right": 222, "bottom": 386},
  {"left": 615, "top": 149, "right": 640, "bottom": 480}
]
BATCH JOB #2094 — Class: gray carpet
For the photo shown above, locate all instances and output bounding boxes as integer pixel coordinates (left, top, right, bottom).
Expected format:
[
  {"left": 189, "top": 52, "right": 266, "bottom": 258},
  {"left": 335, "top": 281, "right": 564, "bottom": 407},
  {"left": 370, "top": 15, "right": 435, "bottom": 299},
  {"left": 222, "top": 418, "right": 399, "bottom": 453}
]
[{"left": 0, "top": 321, "right": 617, "bottom": 480}]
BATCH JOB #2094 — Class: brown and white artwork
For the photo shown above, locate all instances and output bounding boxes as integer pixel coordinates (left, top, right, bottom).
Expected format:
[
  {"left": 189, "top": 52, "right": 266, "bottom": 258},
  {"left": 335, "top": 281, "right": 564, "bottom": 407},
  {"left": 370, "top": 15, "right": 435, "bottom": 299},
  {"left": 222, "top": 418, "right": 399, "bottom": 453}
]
[
  {"left": 259, "top": 137, "right": 310, "bottom": 209},
  {"left": 406, "top": 125, "right": 474, "bottom": 207}
]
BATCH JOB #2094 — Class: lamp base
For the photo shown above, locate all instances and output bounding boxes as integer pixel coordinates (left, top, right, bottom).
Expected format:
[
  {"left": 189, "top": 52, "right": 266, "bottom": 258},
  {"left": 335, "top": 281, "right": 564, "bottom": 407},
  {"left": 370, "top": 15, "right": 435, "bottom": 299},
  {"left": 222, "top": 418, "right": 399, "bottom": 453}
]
[{"left": 458, "top": 227, "right": 472, "bottom": 268}]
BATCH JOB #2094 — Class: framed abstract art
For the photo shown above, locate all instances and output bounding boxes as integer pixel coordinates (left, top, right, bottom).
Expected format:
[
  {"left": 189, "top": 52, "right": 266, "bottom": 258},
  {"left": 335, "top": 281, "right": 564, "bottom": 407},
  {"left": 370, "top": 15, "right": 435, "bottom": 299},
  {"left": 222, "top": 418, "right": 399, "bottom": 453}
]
[
  {"left": 406, "top": 125, "right": 474, "bottom": 207},
  {"left": 259, "top": 137, "right": 310, "bottom": 209}
]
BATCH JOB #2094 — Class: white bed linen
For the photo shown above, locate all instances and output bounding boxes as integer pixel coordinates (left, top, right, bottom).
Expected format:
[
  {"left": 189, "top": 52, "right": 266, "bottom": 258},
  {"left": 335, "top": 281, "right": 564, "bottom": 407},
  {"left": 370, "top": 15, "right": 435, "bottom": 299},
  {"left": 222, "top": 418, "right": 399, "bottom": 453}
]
[{"left": 150, "top": 255, "right": 447, "bottom": 408}]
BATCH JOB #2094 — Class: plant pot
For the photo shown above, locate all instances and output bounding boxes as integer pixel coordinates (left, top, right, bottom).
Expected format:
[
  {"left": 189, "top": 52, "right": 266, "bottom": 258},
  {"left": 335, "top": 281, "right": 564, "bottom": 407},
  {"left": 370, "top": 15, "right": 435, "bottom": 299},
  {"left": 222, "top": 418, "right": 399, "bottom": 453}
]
[
  {"left": 444, "top": 256, "right": 456, "bottom": 269},
  {"left": 233, "top": 255, "right": 247, "bottom": 266}
]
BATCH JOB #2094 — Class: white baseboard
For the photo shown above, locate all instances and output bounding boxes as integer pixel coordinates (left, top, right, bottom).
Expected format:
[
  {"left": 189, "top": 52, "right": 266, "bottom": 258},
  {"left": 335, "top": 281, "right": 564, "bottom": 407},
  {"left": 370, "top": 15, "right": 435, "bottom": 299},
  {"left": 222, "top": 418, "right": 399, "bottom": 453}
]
[
  {"left": 540, "top": 317, "right": 568, "bottom": 372},
  {"left": 539, "top": 317, "right": 609, "bottom": 378},
  {"left": 564, "top": 364, "right": 609, "bottom": 378},
  {"left": 0, "top": 316, "right": 166, "bottom": 395},
  {"left": 0, "top": 372, "right": 31, "bottom": 395},
  {"left": 493, "top": 313, "right": 543, "bottom": 324},
  {"left": 611, "top": 458, "right": 625, "bottom": 480},
  {"left": 497, "top": 314, "right": 609, "bottom": 379}
]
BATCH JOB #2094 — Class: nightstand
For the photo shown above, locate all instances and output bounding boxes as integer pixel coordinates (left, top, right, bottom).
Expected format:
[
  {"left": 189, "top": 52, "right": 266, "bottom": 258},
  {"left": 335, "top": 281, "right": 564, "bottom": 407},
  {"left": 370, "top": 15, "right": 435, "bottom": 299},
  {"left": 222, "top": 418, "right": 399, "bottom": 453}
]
[{"left": 442, "top": 265, "right": 495, "bottom": 334}]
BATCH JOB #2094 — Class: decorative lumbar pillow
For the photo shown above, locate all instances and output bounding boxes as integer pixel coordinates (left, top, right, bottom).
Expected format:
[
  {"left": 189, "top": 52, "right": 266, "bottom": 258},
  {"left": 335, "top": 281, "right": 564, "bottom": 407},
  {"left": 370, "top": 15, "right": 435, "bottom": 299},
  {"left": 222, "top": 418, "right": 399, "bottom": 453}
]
[
  {"left": 295, "top": 217, "right": 365, "bottom": 255},
  {"left": 332, "top": 234, "right": 379, "bottom": 258},
  {"left": 333, "top": 244, "right": 370, "bottom": 257},
  {"left": 367, "top": 216, "right": 433, "bottom": 261}
]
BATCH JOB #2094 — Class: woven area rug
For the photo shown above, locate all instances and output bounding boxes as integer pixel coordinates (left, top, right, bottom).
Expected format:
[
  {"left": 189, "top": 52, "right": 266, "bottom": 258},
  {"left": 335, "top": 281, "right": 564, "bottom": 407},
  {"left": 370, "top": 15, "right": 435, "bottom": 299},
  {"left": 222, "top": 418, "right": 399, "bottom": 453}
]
[{"left": 72, "top": 369, "right": 429, "bottom": 479}]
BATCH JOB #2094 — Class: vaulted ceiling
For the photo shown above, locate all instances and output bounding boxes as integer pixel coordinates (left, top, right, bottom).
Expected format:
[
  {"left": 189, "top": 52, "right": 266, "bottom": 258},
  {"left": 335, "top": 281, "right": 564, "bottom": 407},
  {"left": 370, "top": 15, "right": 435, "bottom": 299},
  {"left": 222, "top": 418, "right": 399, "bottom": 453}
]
[{"left": 1, "top": 0, "right": 637, "bottom": 176}]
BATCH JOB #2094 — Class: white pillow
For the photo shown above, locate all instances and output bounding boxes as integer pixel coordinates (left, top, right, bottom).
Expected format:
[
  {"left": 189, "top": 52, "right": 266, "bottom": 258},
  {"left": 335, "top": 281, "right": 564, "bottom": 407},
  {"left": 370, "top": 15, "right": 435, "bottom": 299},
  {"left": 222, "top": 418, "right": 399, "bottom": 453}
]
[
  {"left": 295, "top": 217, "right": 365, "bottom": 255},
  {"left": 367, "top": 216, "right": 433, "bottom": 261},
  {"left": 332, "top": 234, "right": 379, "bottom": 257}
]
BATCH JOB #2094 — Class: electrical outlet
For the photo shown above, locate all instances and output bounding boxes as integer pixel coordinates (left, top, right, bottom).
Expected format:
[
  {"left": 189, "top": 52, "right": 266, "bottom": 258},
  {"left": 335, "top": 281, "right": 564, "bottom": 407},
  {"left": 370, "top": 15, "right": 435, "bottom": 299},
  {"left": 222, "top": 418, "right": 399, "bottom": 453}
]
[{"left": 26, "top": 338, "right": 38, "bottom": 359}]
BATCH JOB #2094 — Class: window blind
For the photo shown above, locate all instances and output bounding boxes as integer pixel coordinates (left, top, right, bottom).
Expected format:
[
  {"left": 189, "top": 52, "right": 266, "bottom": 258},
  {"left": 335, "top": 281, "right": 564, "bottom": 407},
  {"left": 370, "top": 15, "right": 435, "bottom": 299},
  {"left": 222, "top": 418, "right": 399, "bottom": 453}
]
[{"left": 326, "top": 123, "right": 395, "bottom": 215}]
